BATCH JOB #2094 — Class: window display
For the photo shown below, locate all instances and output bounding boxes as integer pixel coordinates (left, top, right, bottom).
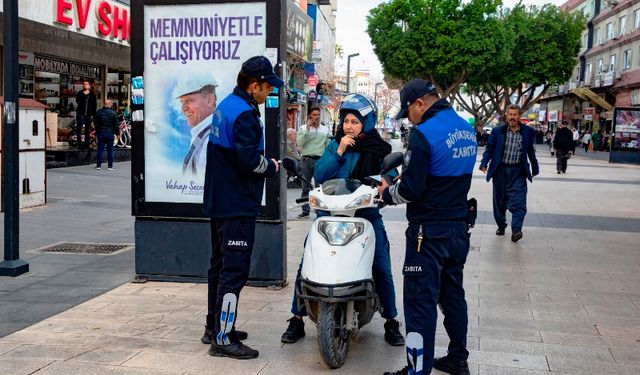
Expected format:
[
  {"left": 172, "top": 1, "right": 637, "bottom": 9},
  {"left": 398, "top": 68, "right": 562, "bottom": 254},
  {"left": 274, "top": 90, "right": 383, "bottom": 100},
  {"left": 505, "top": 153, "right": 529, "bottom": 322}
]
[
  {"left": 107, "top": 70, "right": 131, "bottom": 114},
  {"left": 613, "top": 108, "right": 640, "bottom": 150}
]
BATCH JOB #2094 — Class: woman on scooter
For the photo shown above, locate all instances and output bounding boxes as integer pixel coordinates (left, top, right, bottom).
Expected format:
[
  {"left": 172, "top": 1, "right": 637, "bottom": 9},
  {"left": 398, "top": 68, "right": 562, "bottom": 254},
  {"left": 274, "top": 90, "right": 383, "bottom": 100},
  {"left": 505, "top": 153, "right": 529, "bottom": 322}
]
[{"left": 281, "top": 93, "right": 405, "bottom": 347}]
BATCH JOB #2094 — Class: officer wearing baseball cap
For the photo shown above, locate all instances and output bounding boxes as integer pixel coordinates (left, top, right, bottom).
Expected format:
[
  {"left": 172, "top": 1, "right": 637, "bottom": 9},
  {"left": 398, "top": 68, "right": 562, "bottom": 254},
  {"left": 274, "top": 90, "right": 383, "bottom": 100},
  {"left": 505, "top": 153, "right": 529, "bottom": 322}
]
[
  {"left": 379, "top": 79, "right": 476, "bottom": 375},
  {"left": 201, "top": 56, "right": 283, "bottom": 360}
]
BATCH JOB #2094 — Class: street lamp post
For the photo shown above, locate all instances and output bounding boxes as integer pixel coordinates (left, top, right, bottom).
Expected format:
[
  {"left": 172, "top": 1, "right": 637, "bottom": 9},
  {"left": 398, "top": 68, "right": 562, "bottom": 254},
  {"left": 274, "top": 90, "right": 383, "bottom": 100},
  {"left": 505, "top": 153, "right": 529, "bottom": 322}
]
[
  {"left": 0, "top": 0, "right": 28, "bottom": 277},
  {"left": 346, "top": 53, "right": 359, "bottom": 93}
]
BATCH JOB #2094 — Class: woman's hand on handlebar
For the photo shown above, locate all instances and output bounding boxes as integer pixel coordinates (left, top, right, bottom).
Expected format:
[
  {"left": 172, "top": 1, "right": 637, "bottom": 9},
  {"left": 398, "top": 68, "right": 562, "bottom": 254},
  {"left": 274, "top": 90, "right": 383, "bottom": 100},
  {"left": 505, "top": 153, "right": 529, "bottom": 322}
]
[{"left": 376, "top": 177, "right": 389, "bottom": 196}]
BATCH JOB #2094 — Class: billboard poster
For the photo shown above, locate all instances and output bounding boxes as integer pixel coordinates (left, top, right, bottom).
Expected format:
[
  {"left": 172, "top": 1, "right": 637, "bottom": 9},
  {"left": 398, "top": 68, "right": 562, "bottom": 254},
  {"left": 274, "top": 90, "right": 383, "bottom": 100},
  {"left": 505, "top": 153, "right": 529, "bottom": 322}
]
[
  {"left": 143, "top": 3, "right": 266, "bottom": 203},
  {"left": 613, "top": 108, "right": 640, "bottom": 150}
]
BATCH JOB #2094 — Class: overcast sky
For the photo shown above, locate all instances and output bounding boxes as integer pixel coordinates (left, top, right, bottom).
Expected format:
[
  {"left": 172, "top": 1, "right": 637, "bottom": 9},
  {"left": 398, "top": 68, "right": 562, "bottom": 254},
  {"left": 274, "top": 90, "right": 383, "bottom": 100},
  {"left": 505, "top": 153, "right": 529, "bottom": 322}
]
[{"left": 335, "top": 0, "right": 569, "bottom": 82}]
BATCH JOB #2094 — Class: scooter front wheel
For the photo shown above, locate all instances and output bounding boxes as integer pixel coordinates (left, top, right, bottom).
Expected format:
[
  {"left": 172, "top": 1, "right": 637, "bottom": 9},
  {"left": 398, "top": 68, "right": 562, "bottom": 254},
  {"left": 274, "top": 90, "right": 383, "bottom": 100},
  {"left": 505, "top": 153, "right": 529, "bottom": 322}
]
[{"left": 317, "top": 302, "right": 349, "bottom": 369}]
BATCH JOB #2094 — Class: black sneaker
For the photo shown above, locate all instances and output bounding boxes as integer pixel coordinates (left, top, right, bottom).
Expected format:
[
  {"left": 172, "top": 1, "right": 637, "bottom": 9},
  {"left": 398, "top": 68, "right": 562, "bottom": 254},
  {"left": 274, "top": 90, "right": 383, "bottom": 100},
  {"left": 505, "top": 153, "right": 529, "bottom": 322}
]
[
  {"left": 511, "top": 231, "right": 523, "bottom": 242},
  {"left": 433, "top": 355, "right": 470, "bottom": 375},
  {"left": 557, "top": 170, "right": 561, "bottom": 174},
  {"left": 208, "top": 341, "right": 259, "bottom": 359},
  {"left": 297, "top": 212, "right": 310, "bottom": 219},
  {"left": 281, "top": 317, "right": 305, "bottom": 343},
  {"left": 495, "top": 227, "right": 505, "bottom": 236},
  {"left": 384, "top": 319, "right": 405, "bottom": 346},
  {"left": 383, "top": 365, "right": 411, "bottom": 375},
  {"left": 201, "top": 326, "right": 248, "bottom": 344}
]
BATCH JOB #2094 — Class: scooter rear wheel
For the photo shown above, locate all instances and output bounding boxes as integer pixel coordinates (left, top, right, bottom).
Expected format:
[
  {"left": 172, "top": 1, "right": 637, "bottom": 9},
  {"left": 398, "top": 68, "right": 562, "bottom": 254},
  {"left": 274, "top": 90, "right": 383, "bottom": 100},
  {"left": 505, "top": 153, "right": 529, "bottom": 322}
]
[{"left": 317, "top": 302, "right": 349, "bottom": 369}]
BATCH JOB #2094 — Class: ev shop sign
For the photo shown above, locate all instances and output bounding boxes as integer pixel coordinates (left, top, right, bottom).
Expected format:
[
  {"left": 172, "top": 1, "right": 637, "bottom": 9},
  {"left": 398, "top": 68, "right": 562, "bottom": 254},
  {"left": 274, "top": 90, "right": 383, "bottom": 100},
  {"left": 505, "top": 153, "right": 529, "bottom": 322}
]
[{"left": 53, "top": 0, "right": 131, "bottom": 45}]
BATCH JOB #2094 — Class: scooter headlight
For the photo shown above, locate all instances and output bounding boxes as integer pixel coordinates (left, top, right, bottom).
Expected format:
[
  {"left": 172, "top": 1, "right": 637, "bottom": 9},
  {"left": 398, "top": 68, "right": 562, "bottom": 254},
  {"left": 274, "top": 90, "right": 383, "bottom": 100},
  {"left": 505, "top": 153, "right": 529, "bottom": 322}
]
[
  {"left": 345, "top": 194, "right": 372, "bottom": 209},
  {"left": 309, "top": 195, "right": 328, "bottom": 209},
  {"left": 318, "top": 221, "right": 364, "bottom": 246}
]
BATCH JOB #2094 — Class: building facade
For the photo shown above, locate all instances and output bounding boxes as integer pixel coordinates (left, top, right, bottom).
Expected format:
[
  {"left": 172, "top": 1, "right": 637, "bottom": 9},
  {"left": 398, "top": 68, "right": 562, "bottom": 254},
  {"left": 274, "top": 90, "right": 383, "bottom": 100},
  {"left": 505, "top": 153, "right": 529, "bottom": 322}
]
[{"left": 1, "top": 0, "right": 131, "bottom": 132}]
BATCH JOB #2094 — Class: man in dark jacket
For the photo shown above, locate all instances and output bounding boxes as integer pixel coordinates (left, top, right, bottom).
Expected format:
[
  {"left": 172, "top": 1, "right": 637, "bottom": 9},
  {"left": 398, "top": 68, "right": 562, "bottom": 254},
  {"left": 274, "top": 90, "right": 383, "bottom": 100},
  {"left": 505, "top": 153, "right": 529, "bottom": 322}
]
[
  {"left": 94, "top": 99, "right": 119, "bottom": 170},
  {"left": 553, "top": 120, "right": 575, "bottom": 174},
  {"left": 201, "top": 56, "right": 283, "bottom": 360},
  {"left": 75, "top": 80, "right": 97, "bottom": 149},
  {"left": 479, "top": 105, "right": 539, "bottom": 242}
]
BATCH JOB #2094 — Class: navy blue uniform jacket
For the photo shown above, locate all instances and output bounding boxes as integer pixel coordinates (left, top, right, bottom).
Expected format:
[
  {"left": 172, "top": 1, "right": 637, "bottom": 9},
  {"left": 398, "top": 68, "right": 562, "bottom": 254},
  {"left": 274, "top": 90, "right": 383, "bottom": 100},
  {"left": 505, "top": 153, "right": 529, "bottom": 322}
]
[
  {"left": 479, "top": 124, "right": 539, "bottom": 182},
  {"left": 202, "top": 87, "right": 277, "bottom": 218},
  {"left": 382, "top": 100, "right": 477, "bottom": 222}
]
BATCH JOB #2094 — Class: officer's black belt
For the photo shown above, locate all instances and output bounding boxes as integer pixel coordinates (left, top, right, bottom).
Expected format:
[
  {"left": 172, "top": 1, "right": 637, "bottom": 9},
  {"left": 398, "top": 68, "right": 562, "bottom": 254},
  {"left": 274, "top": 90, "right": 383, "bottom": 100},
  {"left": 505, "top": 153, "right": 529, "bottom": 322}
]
[{"left": 303, "top": 155, "right": 320, "bottom": 160}]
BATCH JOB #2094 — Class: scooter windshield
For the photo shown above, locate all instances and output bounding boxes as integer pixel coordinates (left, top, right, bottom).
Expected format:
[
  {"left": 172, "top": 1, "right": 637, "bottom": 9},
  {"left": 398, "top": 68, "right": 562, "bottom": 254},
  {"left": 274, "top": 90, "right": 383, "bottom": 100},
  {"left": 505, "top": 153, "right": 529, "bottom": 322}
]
[{"left": 321, "top": 179, "right": 363, "bottom": 196}]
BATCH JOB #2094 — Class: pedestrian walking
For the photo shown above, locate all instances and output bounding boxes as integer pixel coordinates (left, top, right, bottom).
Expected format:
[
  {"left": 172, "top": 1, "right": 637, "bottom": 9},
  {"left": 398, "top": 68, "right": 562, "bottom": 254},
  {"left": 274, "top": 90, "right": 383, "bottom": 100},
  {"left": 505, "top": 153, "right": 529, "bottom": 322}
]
[
  {"left": 582, "top": 130, "right": 592, "bottom": 152},
  {"left": 572, "top": 126, "right": 579, "bottom": 149},
  {"left": 553, "top": 121, "right": 574, "bottom": 174},
  {"left": 592, "top": 130, "right": 602, "bottom": 152},
  {"left": 75, "top": 79, "right": 97, "bottom": 150},
  {"left": 296, "top": 107, "right": 330, "bottom": 218},
  {"left": 94, "top": 99, "right": 119, "bottom": 171},
  {"left": 201, "top": 55, "right": 283, "bottom": 360},
  {"left": 281, "top": 93, "right": 404, "bottom": 347},
  {"left": 379, "top": 79, "right": 476, "bottom": 375},
  {"left": 479, "top": 104, "right": 539, "bottom": 242}
]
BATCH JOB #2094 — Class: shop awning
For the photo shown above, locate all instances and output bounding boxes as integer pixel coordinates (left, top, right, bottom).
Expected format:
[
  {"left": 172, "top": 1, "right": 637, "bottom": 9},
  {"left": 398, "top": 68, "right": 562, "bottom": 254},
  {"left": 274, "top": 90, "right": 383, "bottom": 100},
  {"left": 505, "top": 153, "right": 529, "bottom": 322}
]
[{"left": 571, "top": 88, "right": 613, "bottom": 111}]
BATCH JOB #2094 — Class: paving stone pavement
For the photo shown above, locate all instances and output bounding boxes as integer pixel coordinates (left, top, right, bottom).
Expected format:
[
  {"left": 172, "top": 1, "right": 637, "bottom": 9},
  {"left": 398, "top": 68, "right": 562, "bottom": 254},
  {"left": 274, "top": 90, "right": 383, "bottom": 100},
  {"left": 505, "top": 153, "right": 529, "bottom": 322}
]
[{"left": 1, "top": 144, "right": 639, "bottom": 374}]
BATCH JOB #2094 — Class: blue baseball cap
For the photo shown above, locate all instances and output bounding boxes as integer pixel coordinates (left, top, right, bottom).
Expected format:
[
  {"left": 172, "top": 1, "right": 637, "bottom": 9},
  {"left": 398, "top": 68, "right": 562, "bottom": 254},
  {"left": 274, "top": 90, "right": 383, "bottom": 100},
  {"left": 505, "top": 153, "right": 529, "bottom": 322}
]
[
  {"left": 241, "top": 56, "right": 284, "bottom": 88},
  {"left": 395, "top": 79, "right": 437, "bottom": 119}
]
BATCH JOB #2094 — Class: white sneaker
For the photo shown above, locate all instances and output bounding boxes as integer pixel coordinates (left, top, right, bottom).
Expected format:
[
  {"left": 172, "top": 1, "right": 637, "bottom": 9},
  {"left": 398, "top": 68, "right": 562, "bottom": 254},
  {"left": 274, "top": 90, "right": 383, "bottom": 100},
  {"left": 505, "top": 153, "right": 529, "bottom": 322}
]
[
  {"left": 108, "top": 167, "right": 114, "bottom": 171},
  {"left": 96, "top": 167, "right": 101, "bottom": 170}
]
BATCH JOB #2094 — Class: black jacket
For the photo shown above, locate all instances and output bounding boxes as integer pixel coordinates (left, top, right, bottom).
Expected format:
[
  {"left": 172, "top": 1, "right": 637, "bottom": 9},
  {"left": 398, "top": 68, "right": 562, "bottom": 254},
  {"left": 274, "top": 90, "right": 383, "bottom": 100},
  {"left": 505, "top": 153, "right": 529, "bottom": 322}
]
[
  {"left": 75, "top": 90, "right": 97, "bottom": 117},
  {"left": 553, "top": 127, "right": 575, "bottom": 152},
  {"left": 94, "top": 107, "right": 119, "bottom": 135}
]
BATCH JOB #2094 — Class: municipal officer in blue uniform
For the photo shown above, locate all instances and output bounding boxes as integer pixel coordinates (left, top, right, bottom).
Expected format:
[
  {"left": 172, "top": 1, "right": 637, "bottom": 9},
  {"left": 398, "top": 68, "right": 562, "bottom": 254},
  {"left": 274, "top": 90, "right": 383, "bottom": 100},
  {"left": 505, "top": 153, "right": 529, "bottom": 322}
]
[
  {"left": 201, "top": 56, "right": 283, "bottom": 360},
  {"left": 379, "top": 79, "right": 476, "bottom": 375}
]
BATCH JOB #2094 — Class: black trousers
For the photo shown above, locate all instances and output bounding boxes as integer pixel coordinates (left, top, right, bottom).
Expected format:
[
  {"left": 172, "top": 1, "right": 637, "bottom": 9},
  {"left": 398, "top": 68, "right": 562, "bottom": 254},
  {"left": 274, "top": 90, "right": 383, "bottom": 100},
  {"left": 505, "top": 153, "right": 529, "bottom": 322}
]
[
  {"left": 403, "top": 221, "right": 470, "bottom": 374},
  {"left": 555, "top": 149, "right": 569, "bottom": 173},
  {"left": 300, "top": 156, "right": 318, "bottom": 214},
  {"left": 75, "top": 114, "right": 92, "bottom": 148},
  {"left": 206, "top": 216, "right": 256, "bottom": 345}
]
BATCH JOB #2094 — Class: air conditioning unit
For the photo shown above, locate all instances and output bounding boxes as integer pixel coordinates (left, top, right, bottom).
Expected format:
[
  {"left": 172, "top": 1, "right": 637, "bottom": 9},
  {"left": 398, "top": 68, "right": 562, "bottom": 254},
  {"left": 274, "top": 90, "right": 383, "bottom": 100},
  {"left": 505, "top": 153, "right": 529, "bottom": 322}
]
[
  {"left": 611, "top": 0, "right": 619, "bottom": 6},
  {"left": 612, "top": 32, "right": 619, "bottom": 40},
  {"left": 601, "top": 65, "right": 609, "bottom": 72}
]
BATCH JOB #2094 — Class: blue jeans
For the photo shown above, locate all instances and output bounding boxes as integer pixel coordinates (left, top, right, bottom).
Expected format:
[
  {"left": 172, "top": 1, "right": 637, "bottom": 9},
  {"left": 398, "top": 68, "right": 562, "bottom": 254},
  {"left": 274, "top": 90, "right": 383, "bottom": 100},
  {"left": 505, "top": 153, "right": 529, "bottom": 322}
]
[
  {"left": 96, "top": 132, "right": 114, "bottom": 168},
  {"left": 291, "top": 212, "right": 398, "bottom": 319}
]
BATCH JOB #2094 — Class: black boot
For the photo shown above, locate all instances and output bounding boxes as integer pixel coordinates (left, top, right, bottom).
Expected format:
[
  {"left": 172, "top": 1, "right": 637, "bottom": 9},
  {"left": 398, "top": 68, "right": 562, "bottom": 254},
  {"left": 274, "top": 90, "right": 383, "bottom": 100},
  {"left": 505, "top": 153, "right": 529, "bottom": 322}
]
[
  {"left": 281, "top": 317, "right": 305, "bottom": 343},
  {"left": 209, "top": 341, "right": 258, "bottom": 359},
  {"left": 383, "top": 365, "right": 410, "bottom": 375},
  {"left": 384, "top": 319, "right": 405, "bottom": 346},
  {"left": 433, "top": 355, "right": 470, "bottom": 375},
  {"left": 201, "top": 326, "right": 247, "bottom": 344}
]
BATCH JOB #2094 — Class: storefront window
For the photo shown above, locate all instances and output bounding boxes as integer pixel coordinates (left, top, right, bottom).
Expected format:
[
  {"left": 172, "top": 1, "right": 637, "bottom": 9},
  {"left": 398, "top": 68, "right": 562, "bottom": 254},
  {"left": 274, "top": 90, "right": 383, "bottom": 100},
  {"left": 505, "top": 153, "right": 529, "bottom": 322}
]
[
  {"left": 107, "top": 69, "right": 131, "bottom": 115},
  {"left": 32, "top": 55, "right": 102, "bottom": 118}
]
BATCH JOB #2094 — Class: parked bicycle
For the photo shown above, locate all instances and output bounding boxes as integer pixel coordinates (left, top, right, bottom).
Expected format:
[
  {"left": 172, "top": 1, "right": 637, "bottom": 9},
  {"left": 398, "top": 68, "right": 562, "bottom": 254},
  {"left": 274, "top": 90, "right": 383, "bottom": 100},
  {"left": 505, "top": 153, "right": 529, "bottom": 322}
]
[{"left": 115, "top": 115, "right": 132, "bottom": 148}]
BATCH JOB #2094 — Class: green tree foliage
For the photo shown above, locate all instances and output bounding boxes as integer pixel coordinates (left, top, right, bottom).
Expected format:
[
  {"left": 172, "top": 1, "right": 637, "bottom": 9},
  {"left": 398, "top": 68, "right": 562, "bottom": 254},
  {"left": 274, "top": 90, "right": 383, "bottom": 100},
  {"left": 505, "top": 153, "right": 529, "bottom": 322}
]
[
  {"left": 367, "top": 0, "right": 505, "bottom": 98},
  {"left": 471, "top": 3, "right": 586, "bottom": 117}
]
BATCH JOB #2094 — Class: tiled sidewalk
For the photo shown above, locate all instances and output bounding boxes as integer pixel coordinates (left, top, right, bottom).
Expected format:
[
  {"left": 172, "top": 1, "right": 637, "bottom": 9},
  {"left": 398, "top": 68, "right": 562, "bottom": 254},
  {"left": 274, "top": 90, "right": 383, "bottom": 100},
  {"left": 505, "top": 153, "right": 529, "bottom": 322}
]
[{"left": 1, "top": 149, "right": 639, "bottom": 374}]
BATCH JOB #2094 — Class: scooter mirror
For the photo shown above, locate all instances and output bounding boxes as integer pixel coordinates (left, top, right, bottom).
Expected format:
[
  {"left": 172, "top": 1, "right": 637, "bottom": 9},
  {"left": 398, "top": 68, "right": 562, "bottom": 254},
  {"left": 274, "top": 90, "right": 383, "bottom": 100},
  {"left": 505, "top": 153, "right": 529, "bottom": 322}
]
[
  {"left": 282, "top": 157, "right": 300, "bottom": 175},
  {"left": 381, "top": 152, "right": 404, "bottom": 175}
]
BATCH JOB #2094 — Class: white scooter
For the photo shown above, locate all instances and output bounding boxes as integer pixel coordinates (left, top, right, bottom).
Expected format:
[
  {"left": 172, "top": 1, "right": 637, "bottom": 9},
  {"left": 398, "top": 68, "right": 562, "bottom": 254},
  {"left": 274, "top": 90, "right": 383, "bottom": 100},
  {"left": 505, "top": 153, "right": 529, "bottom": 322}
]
[{"left": 283, "top": 153, "right": 403, "bottom": 369}]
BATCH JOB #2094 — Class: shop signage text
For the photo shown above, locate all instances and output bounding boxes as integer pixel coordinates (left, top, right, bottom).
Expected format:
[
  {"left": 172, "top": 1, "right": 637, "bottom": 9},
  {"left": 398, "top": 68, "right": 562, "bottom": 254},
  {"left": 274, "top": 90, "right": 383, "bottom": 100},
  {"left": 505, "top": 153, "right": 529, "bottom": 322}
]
[
  {"left": 34, "top": 56, "right": 101, "bottom": 80},
  {"left": 54, "top": 0, "right": 130, "bottom": 43}
]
